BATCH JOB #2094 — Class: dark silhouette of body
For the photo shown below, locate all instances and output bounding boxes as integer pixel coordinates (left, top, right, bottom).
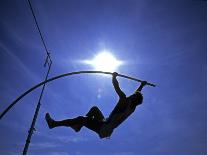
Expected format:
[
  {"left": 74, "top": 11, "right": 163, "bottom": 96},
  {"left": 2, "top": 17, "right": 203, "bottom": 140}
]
[{"left": 45, "top": 72, "right": 147, "bottom": 138}]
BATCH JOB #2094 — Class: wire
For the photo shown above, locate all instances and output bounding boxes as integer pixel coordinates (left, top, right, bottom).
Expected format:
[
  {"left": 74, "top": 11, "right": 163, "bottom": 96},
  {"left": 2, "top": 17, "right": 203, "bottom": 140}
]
[{"left": 27, "top": 0, "right": 52, "bottom": 63}]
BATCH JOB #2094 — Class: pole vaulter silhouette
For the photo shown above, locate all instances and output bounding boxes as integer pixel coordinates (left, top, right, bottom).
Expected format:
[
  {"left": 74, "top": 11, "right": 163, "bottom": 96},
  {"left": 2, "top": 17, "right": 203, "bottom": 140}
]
[{"left": 45, "top": 72, "right": 148, "bottom": 139}]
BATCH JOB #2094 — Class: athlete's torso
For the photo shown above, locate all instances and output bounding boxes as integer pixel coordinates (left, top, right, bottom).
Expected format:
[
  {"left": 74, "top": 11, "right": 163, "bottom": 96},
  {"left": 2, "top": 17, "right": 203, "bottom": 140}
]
[
  {"left": 108, "top": 97, "right": 135, "bottom": 129},
  {"left": 99, "top": 96, "right": 138, "bottom": 138}
]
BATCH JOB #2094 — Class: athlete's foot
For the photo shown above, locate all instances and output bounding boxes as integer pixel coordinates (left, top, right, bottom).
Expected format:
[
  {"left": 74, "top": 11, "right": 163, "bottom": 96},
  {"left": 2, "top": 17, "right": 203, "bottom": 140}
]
[{"left": 45, "top": 113, "right": 55, "bottom": 129}]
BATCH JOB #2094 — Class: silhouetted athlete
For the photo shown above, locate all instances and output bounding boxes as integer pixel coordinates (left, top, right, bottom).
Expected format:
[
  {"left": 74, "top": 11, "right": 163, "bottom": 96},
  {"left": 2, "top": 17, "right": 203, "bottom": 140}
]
[{"left": 45, "top": 72, "right": 147, "bottom": 139}]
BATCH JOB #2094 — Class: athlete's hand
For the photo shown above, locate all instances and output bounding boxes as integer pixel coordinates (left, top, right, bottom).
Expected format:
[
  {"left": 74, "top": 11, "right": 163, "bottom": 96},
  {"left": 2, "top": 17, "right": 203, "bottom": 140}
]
[
  {"left": 141, "top": 81, "right": 148, "bottom": 86},
  {"left": 112, "top": 72, "right": 119, "bottom": 77}
]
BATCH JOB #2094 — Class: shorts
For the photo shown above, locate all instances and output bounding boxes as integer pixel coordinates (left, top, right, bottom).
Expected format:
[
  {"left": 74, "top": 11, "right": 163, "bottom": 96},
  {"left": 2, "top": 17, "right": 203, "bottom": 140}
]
[{"left": 85, "top": 117, "right": 105, "bottom": 135}]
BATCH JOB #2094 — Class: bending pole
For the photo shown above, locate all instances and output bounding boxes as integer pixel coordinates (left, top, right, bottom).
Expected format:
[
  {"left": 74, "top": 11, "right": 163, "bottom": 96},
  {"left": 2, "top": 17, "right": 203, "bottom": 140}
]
[{"left": 0, "top": 71, "right": 155, "bottom": 120}]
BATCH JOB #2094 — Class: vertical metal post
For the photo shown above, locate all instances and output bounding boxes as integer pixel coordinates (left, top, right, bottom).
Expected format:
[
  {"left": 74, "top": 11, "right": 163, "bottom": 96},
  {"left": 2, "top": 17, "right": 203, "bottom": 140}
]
[{"left": 22, "top": 61, "right": 52, "bottom": 155}]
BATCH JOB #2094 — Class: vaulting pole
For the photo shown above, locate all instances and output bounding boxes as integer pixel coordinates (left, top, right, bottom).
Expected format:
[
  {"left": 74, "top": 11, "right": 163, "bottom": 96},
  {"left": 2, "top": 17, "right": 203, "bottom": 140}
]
[{"left": 0, "top": 70, "right": 155, "bottom": 120}]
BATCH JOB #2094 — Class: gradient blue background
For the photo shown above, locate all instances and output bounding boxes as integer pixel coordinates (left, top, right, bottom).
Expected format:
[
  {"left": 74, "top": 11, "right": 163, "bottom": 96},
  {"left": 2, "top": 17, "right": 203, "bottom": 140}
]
[{"left": 0, "top": 0, "right": 207, "bottom": 155}]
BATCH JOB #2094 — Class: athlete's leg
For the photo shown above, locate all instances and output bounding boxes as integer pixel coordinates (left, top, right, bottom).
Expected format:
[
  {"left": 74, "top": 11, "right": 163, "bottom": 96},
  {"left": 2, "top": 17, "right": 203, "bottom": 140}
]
[
  {"left": 45, "top": 113, "right": 86, "bottom": 132},
  {"left": 86, "top": 106, "right": 104, "bottom": 121},
  {"left": 45, "top": 113, "right": 103, "bottom": 135}
]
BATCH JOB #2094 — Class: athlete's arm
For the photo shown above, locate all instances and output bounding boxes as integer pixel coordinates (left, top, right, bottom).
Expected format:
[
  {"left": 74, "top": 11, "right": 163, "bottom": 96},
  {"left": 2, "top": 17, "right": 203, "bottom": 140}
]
[
  {"left": 136, "top": 81, "right": 147, "bottom": 92},
  {"left": 112, "top": 72, "right": 126, "bottom": 98}
]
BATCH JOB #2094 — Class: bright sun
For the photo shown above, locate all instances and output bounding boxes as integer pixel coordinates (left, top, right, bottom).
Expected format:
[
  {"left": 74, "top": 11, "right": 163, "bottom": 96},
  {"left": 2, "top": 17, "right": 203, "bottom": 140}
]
[{"left": 83, "top": 50, "right": 124, "bottom": 72}]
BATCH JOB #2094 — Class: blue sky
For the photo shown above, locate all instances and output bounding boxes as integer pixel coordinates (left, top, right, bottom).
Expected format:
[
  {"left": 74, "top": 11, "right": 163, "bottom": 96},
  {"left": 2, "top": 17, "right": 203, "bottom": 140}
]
[{"left": 0, "top": 0, "right": 207, "bottom": 155}]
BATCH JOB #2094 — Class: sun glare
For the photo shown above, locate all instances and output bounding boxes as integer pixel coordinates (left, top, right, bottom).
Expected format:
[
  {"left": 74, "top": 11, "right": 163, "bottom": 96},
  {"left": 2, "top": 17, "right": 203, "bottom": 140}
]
[{"left": 83, "top": 50, "right": 124, "bottom": 72}]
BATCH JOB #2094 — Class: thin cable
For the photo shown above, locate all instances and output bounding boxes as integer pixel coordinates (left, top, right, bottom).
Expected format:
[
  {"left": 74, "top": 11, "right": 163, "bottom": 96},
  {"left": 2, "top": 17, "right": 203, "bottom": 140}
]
[{"left": 27, "top": 0, "right": 52, "bottom": 63}]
